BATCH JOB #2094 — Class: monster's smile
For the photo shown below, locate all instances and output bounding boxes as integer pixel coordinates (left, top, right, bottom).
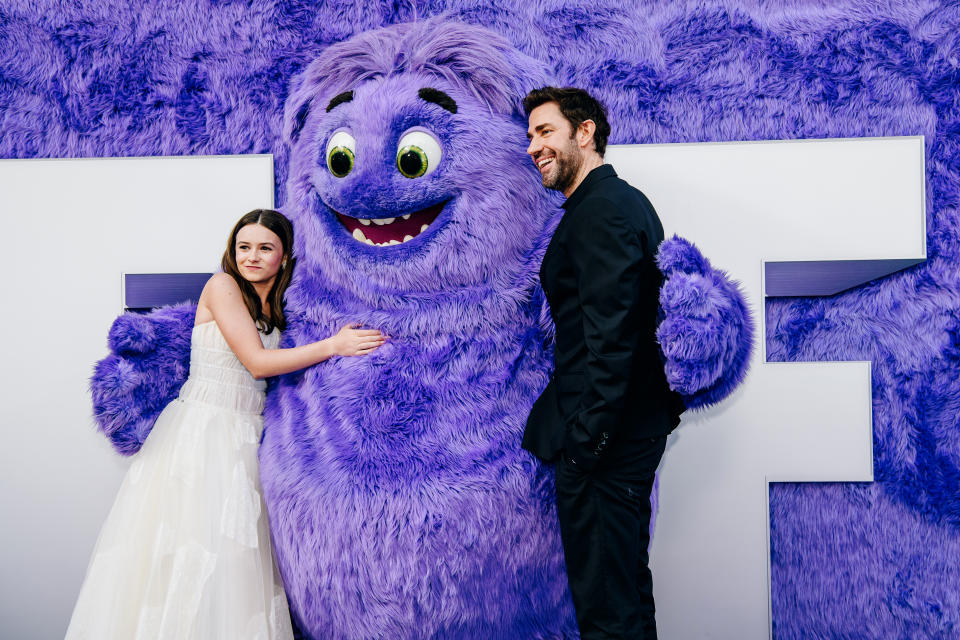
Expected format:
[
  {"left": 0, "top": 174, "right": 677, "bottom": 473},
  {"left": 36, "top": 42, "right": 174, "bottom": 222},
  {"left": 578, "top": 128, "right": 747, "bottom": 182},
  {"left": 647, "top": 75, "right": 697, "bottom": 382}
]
[{"left": 334, "top": 200, "right": 447, "bottom": 247}]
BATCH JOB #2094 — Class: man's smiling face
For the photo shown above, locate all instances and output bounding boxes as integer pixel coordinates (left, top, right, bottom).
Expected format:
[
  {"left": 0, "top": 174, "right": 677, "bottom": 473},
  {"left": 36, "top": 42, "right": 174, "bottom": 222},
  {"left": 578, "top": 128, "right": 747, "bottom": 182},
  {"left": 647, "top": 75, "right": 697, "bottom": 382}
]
[{"left": 526, "top": 101, "right": 583, "bottom": 194}]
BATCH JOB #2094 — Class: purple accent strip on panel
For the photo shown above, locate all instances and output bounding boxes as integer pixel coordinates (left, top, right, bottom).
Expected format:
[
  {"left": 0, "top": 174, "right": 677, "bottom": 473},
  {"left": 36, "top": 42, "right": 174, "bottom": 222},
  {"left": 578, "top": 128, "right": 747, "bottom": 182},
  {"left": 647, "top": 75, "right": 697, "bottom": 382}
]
[
  {"left": 765, "top": 259, "right": 924, "bottom": 297},
  {"left": 124, "top": 273, "right": 212, "bottom": 309}
]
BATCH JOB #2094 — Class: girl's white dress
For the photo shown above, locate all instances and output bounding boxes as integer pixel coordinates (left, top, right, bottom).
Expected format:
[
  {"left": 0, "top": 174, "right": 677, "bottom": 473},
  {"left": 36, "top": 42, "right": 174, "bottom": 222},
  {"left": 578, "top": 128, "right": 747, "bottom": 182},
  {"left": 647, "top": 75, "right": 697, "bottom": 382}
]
[{"left": 65, "top": 321, "right": 294, "bottom": 640}]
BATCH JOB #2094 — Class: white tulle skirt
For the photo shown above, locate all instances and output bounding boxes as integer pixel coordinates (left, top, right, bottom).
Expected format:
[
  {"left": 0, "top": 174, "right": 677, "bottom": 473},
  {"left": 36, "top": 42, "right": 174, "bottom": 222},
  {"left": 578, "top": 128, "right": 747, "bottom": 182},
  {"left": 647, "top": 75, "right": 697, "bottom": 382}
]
[{"left": 65, "top": 392, "right": 294, "bottom": 639}]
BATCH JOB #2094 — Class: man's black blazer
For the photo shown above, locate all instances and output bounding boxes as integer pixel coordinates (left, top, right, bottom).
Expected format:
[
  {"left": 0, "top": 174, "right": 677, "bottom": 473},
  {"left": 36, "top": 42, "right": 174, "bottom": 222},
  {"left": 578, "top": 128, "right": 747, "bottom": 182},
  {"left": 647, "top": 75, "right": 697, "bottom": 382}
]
[{"left": 523, "top": 165, "right": 684, "bottom": 470}]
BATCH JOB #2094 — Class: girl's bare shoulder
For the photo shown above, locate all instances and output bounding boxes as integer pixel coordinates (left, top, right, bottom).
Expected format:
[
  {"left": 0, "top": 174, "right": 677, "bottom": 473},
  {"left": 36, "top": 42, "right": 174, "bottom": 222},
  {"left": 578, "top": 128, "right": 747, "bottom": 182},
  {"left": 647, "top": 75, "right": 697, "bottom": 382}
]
[
  {"left": 205, "top": 272, "right": 238, "bottom": 291},
  {"left": 196, "top": 274, "right": 240, "bottom": 321}
]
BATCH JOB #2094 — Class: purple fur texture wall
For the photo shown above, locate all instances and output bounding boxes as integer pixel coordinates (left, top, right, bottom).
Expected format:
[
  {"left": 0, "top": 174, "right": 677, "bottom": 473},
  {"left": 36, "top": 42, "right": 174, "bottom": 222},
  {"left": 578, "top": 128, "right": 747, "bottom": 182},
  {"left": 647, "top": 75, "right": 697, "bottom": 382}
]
[{"left": 6, "top": 0, "right": 958, "bottom": 636}]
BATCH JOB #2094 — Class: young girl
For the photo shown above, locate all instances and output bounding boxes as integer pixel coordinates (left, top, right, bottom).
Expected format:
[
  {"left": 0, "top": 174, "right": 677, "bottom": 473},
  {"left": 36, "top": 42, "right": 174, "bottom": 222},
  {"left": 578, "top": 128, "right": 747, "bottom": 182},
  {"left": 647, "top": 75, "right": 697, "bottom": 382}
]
[{"left": 66, "top": 209, "right": 383, "bottom": 639}]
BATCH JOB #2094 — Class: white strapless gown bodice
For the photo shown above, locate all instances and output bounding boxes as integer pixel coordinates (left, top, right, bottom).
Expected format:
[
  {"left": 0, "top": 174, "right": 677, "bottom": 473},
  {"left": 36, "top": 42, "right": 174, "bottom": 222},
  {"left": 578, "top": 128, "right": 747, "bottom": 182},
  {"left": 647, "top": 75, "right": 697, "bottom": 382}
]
[{"left": 65, "top": 321, "right": 294, "bottom": 640}]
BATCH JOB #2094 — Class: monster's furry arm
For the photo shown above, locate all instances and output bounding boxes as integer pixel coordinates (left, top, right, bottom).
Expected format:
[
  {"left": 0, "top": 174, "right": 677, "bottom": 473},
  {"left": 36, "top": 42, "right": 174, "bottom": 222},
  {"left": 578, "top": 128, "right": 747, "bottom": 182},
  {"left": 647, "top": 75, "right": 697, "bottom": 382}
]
[
  {"left": 656, "top": 236, "right": 754, "bottom": 410},
  {"left": 90, "top": 303, "right": 195, "bottom": 455}
]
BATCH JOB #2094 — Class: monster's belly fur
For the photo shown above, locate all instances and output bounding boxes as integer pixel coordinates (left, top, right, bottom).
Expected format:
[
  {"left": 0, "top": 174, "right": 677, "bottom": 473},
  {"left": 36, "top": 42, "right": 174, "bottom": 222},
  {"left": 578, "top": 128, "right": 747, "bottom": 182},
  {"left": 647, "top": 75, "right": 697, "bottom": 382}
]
[{"left": 258, "top": 323, "right": 577, "bottom": 639}]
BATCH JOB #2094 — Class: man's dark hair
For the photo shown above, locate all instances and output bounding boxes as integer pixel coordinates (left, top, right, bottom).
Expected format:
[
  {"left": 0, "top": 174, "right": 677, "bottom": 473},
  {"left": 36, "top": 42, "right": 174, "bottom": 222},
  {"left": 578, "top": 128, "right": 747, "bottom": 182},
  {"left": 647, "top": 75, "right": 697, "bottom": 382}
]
[{"left": 523, "top": 87, "right": 611, "bottom": 156}]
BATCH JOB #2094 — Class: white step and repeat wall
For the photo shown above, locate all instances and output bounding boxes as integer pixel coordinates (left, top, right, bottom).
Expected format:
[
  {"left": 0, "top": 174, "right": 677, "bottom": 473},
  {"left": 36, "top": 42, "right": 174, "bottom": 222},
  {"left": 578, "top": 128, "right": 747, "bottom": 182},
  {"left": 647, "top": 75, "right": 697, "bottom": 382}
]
[
  {"left": 607, "top": 136, "right": 925, "bottom": 638},
  {"left": 0, "top": 155, "right": 274, "bottom": 640},
  {"left": 0, "top": 138, "right": 925, "bottom": 639}
]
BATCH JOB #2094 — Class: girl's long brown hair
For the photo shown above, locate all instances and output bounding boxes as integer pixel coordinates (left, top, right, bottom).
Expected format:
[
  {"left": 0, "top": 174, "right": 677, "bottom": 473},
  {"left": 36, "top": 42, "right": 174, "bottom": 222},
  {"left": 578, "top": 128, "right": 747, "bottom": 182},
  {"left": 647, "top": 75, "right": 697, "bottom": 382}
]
[{"left": 221, "top": 209, "right": 296, "bottom": 333}]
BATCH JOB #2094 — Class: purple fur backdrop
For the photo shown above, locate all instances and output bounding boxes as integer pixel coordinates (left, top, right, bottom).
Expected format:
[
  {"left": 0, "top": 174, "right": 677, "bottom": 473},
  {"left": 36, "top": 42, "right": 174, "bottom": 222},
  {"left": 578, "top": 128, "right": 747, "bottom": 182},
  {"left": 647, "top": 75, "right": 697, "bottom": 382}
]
[{"left": 8, "top": 0, "right": 959, "bottom": 637}]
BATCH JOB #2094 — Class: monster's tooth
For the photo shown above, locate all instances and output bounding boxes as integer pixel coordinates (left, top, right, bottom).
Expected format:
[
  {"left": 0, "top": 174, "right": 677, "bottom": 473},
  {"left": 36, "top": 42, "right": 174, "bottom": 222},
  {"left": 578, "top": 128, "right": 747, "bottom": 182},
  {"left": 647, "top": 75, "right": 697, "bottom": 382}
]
[
  {"left": 401, "top": 214, "right": 411, "bottom": 220},
  {"left": 352, "top": 228, "right": 368, "bottom": 242},
  {"left": 372, "top": 217, "right": 395, "bottom": 225},
  {"left": 421, "top": 224, "right": 429, "bottom": 232},
  {"left": 402, "top": 235, "right": 414, "bottom": 242},
  {"left": 387, "top": 239, "right": 400, "bottom": 245},
  {"left": 364, "top": 238, "right": 375, "bottom": 245},
  {"left": 359, "top": 218, "right": 372, "bottom": 226}
]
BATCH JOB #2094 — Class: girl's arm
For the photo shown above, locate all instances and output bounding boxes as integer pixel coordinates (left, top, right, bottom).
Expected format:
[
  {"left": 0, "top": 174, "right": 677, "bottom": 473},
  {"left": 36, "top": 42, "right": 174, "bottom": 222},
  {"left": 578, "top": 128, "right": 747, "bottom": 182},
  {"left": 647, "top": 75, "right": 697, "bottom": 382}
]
[{"left": 199, "top": 273, "right": 383, "bottom": 379}]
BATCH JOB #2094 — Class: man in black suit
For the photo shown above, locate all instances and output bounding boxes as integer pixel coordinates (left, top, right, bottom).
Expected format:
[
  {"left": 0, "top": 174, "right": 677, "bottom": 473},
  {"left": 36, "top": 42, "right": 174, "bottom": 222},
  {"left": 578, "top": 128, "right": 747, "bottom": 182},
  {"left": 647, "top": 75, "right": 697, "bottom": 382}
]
[{"left": 522, "top": 87, "right": 685, "bottom": 639}]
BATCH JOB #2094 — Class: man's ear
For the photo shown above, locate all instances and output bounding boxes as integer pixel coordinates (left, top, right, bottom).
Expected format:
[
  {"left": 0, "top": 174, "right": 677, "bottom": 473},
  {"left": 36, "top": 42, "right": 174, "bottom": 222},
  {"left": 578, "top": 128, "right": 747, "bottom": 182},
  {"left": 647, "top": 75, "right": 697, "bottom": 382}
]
[{"left": 577, "top": 119, "right": 597, "bottom": 151}]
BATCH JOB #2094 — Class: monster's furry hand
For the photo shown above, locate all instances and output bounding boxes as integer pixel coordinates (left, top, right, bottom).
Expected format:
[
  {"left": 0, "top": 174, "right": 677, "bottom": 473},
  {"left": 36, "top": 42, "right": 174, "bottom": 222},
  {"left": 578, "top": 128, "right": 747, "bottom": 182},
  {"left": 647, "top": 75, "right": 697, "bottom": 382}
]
[
  {"left": 90, "top": 303, "right": 196, "bottom": 455},
  {"left": 656, "top": 236, "right": 754, "bottom": 410}
]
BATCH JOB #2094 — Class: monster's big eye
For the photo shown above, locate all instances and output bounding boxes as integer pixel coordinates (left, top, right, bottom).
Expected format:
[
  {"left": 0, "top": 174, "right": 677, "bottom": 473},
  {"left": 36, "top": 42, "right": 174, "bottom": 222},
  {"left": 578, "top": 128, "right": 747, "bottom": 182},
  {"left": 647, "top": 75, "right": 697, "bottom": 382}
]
[
  {"left": 396, "top": 130, "right": 442, "bottom": 179},
  {"left": 326, "top": 131, "right": 356, "bottom": 178}
]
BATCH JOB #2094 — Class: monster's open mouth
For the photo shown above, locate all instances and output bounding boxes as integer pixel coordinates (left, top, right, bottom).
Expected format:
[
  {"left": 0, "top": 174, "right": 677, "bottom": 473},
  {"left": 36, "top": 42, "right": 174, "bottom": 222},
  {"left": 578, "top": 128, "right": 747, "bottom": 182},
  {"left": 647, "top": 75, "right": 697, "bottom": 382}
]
[{"left": 335, "top": 201, "right": 448, "bottom": 246}]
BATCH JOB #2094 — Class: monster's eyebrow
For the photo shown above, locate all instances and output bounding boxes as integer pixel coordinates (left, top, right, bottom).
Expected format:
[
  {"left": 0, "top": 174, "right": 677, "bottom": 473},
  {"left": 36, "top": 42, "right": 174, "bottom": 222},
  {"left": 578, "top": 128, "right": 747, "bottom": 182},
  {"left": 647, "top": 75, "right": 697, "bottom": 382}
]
[
  {"left": 418, "top": 88, "right": 457, "bottom": 114},
  {"left": 326, "top": 91, "right": 354, "bottom": 112}
]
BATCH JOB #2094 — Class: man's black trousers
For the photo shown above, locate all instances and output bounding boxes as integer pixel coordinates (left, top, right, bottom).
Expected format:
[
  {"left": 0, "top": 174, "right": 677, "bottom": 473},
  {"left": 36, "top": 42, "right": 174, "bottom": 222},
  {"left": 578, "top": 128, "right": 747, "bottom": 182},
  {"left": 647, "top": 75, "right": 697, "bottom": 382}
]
[{"left": 555, "top": 436, "right": 667, "bottom": 640}]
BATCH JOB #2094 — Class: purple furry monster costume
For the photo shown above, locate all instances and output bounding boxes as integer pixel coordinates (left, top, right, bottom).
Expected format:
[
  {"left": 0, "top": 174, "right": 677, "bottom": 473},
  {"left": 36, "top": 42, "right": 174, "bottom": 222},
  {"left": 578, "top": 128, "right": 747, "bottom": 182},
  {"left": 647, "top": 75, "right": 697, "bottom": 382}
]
[
  {"left": 267, "top": 21, "right": 576, "bottom": 638},
  {"left": 91, "top": 18, "right": 750, "bottom": 640}
]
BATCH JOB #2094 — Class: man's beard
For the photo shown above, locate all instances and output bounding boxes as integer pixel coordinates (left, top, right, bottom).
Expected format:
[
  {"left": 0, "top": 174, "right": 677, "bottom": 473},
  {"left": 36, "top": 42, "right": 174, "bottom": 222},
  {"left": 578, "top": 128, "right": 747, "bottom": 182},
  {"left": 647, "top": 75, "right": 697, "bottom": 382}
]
[{"left": 543, "top": 141, "right": 582, "bottom": 193}]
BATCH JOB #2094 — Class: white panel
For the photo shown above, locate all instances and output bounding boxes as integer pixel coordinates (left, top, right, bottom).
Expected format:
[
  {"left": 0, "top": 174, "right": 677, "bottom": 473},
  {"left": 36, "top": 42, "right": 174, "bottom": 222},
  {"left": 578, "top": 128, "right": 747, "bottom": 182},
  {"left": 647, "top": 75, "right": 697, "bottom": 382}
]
[
  {"left": 605, "top": 136, "right": 925, "bottom": 639},
  {"left": 0, "top": 155, "right": 274, "bottom": 640}
]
